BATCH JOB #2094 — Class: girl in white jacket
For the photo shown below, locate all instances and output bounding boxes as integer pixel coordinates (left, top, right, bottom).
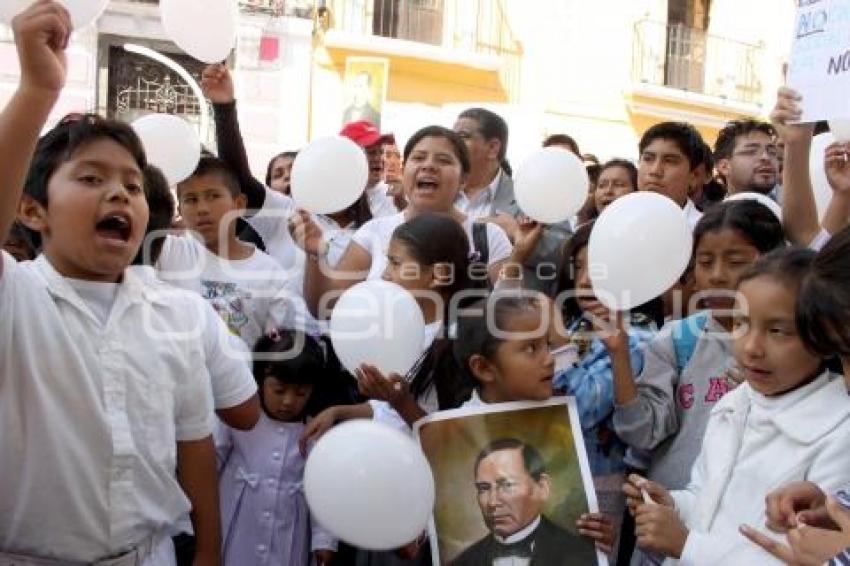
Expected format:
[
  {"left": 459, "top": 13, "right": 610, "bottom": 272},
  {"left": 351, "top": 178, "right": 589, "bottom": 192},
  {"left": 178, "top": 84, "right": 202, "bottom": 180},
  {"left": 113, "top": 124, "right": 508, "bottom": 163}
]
[{"left": 622, "top": 248, "right": 850, "bottom": 565}]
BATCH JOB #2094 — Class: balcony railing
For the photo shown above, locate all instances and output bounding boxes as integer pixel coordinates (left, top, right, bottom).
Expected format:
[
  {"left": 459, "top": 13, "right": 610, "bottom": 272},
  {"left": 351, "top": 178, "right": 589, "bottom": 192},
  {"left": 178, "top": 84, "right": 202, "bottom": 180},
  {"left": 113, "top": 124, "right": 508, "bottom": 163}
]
[
  {"left": 124, "top": 0, "right": 299, "bottom": 17},
  {"left": 324, "top": 0, "right": 523, "bottom": 101},
  {"left": 632, "top": 19, "right": 763, "bottom": 105}
]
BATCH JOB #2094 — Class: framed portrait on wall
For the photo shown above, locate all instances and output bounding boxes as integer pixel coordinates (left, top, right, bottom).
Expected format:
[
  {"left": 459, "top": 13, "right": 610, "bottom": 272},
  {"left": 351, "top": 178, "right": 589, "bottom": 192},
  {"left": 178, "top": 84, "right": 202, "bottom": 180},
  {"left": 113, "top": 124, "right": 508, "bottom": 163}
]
[
  {"left": 342, "top": 56, "right": 389, "bottom": 129},
  {"left": 414, "top": 397, "right": 607, "bottom": 566}
]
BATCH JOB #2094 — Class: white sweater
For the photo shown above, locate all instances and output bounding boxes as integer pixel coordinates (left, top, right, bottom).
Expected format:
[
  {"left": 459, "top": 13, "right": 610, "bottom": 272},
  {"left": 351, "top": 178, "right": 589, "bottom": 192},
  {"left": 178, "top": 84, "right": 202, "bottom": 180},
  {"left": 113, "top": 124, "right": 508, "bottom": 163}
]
[{"left": 666, "top": 372, "right": 850, "bottom": 565}]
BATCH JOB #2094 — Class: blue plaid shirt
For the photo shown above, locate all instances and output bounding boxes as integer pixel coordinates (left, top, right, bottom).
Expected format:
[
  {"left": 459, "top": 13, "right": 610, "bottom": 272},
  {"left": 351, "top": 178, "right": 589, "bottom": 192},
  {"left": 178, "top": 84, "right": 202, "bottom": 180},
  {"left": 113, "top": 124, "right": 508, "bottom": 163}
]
[{"left": 553, "top": 317, "right": 656, "bottom": 476}]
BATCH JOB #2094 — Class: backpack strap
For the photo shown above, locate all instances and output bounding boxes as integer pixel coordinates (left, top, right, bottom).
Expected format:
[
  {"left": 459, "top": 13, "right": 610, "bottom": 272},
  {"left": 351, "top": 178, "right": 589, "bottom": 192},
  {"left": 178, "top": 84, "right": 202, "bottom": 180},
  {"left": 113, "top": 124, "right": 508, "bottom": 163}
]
[
  {"left": 472, "top": 222, "right": 490, "bottom": 266},
  {"left": 671, "top": 311, "right": 710, "bottom": 374}
]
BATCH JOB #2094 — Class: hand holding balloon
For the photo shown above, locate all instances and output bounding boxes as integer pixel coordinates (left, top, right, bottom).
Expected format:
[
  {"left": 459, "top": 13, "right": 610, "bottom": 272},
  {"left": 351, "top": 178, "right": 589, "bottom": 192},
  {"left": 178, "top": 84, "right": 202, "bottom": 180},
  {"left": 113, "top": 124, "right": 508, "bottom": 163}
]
[
  {"left": 200, "top": 63, "right": 235, "bottom": 105},
  {"left": 304, "top": 421, "right": 435, "bottom": 550}
]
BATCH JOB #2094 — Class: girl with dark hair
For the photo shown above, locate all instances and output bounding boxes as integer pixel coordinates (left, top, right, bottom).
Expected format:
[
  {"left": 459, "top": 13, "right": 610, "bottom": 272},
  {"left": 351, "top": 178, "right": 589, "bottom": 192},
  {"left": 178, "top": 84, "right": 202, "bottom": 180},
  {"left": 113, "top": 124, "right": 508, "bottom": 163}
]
[
  {"left": 299, "top": 213, "right": 476, "bottom": 566},
  {"left": 741, "top": 226, "right": 850, "bottom": 565},
  {"left": 292, "top": 125, "right": 512, "bottom": 319},
  {"left": 610, "top": 200, "right": 787, "bottom": 502},
  {"left": 628, "top": 248, "right": 850, "bottom": 565},
  {"left": 452, "top": 290, "right": 615, "bottom": 557},
  {"left": 300, "top": 212, "right": 474, "bottom": 440},
  {"left": 217, "top": 329, "right": 347, "bottom": 566}
]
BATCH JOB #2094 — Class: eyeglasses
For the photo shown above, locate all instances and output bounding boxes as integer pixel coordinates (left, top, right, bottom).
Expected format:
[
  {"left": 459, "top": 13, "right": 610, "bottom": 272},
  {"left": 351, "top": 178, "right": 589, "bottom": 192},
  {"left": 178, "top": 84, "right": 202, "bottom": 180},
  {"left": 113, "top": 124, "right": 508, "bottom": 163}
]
[{"left": 733, "top": 145, "right": 779, "bottom": 159}]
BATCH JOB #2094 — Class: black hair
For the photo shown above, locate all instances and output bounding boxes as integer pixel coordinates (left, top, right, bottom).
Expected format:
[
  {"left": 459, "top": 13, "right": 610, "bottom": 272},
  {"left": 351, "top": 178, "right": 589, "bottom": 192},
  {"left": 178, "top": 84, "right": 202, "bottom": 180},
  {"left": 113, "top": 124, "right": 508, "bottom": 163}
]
[
  {"left": 714, "top": 119, "right": 776, "bottom": 161},
  {"left": 693, "top": 199, "right": 786, "bottom": 256},
  {"left": 391, "top": 212, "right": 472, "bottom": 300},
  {"left": 2, "top": 221, "right": 38, "bottom": 261},
  {"left": 586, "top": 164, "right": 601, "bottom": 186},
  {"left": 264, "top": 150, "right": 298, "bottom": 188},
  {"left": 404, "top": 126, "right": 471, "bottom": 175},
  {"left": 699, "top": 141, "right": 715, "bottom": 172},
  {"left": 458, "top": 108, "right": 512, "bottom": 175},
  {"left": 178, "top": 156, "right": 241, "bottom": 197},
  {"left": 253, "top": 329, "right": 350, "bottom": 419},
  {"left": 404, "top": 125, "right": 471, "bottom": 176},
  {"left": 638, "top": 121, "right": 705, "bottom": 171},
  {"left": 133, "top": 164, "right": 175, "bottom": 266},
  {"left": 391, "top": 213, "right": 473, "bottom": 407},
  {"left": 798, "top": 226, "right": 850, "bottom": 358},
  {"left": 598, "top": 158, "right": 638, "bottom": 190},
  {"left": 453, "top": 292, "right": 544, "bottom": 390},
  {"left": 542, "top": 134, "right": 580, "bottom": 156},
  {"left": 25, "top": 113, "right": 147, "bottom": 207},
  {"left": 474, "top": 437, "right": 547, "bottom": 481}
]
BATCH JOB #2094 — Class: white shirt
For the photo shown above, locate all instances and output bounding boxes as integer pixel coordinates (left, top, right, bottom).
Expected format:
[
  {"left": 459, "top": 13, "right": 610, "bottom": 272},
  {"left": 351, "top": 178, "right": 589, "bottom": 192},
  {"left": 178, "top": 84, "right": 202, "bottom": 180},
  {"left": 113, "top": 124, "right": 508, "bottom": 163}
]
[
  {"left": 157, "top": 234, "right": 297, "bottom": 349},
  {"left": 669, "top": 373, "right": 850, "bottom": 565},
  {"left": 131, "top": 265, "right": 256, "bottom": 410},
  {"left": 366, "top": 182, "right": 399, "bottom": 218},
  {"left": 683, "top": 198, "right": 703, "bottom": 229},
  {"left": 0, "top": 252, "right": 214, "bottom": 562},
  {"left": 350, "top": 211, "right": 513, "bottom": 281},
  {"left": 246, "top": 187, "right": 354, "bottom": 334},
  {"left": 491, "top": 515, "right": 540, "bottom": 566},
  {"left": 455, "top": 170, "right": 502, "bottom": 220}
]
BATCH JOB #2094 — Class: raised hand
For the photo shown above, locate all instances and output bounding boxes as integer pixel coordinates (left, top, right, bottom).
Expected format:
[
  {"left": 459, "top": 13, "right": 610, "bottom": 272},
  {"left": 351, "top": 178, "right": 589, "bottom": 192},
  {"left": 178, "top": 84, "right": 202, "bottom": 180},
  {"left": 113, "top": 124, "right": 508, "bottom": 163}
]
[
  {"left": 201, "top": 63, "right": 235, "bottom": 104},
  {"left": 825, "top": 141, "right": 850, "bottom": 195},
  {"left": 288, "top": 209, "right": 326, "bottom": 257},
  {"left": 770, "top": 87, "right": 813, "bottom": 145},
  {"left": 13, "top": 0, "right": 71, "bottom": 96}
]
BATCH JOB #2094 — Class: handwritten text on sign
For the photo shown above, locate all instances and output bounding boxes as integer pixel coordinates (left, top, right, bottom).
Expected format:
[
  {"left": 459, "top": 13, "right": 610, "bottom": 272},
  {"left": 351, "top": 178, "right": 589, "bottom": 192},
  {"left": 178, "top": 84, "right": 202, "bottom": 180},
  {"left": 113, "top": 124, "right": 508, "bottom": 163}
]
[{"left": 787, "top": 0, "right": 850, "bottom": 122}]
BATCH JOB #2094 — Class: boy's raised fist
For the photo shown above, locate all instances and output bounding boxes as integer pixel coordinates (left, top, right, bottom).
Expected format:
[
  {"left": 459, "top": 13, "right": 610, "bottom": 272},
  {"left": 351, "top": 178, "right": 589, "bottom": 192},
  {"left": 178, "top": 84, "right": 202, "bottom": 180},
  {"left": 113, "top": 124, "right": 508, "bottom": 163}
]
[{"left": 12, "top": 0, "right": 72, "bottom": 95}]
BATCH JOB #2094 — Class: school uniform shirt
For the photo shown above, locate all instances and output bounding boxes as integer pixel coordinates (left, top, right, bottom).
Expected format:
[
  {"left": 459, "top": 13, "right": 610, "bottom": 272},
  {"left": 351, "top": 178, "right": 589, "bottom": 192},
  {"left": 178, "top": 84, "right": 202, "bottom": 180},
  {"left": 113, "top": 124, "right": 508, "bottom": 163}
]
[
  {"left": 667, "top": 372, "right": 850, "bottom": 565},
  {"left": 613, "top": 316, "right": 734, "bottom": 491},
  {"left": 350, "top": 211, "right": 512, "bottom": 281},
  {"left": 216, "top": 414, "right": 336, "bottom": 566},
  {"left": 157, "top": 234, "right": 297, "bottom": 349},
  {"left": 130, "top": 265, "right": 256, "bottom": 410},
  {"left": 0, "top": 252, "right": 214, "bottom": 562}
]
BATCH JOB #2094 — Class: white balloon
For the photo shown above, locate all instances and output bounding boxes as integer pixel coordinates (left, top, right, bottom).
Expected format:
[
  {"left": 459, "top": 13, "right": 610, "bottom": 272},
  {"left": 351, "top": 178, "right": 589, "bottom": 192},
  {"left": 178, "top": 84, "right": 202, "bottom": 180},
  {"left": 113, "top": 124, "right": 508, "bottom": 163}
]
[
  {"left": 305, "top": 420, "right": 435, "bottom": 550},
  {"left": 290, "top": 136, "right": 369, "bottom": 215},
  {"left": 330, "top": 280, "right": 425, "bottom": 377},
  {"left": 0, "top": 0, "right": 109, "bottom": 28},
  {"left": 810, "top": 132, "right": 835, "bottom": 221},
  {"left": 829, "top": 118, "right": 850, "bottom": 142},
  {"left": 132, "top": 113, "right": 201, "bottom": 186},
  {"left": 589, "top": 192, "right": 692, "bottom": 311},
  {"left": 160, "top": 0, "right": 237, "bottom": 64},
  {"left": 513, "top": 147, "right": 589, "bottom": 224},
  {"left": 725, "top": 192, "right": 782, "bottom": 221}
]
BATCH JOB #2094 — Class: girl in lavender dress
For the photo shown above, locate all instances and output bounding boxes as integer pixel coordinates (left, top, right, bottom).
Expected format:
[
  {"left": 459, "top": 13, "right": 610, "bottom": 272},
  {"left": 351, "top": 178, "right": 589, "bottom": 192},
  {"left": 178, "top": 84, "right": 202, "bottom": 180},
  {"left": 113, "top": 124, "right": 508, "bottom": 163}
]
[{"left": 216, "top": 329, "right": 347, "bottom": 565}]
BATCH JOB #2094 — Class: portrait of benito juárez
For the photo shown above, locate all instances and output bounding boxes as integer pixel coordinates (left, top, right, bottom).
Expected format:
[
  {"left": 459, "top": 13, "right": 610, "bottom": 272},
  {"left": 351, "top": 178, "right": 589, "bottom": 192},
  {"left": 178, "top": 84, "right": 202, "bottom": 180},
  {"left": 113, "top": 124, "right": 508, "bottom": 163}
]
[{"left": 450, "top": 438, "right": 597, "bottom": 566}]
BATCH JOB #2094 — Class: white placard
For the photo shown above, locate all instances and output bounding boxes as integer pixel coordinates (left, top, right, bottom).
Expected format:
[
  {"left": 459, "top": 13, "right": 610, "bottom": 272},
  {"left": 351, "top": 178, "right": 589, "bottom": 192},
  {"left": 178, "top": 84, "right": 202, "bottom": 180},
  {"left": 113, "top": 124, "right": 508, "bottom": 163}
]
[{"left": 787, "top": 0, "right": 850, "bottom": 122}]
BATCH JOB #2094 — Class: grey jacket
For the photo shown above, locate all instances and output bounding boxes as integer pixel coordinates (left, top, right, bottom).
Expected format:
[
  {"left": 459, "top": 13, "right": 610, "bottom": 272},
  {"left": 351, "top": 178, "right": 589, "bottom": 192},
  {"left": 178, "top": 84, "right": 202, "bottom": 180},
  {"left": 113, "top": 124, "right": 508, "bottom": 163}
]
[{"left": 613, "top": 316, "right": 735, "bottom": 490}]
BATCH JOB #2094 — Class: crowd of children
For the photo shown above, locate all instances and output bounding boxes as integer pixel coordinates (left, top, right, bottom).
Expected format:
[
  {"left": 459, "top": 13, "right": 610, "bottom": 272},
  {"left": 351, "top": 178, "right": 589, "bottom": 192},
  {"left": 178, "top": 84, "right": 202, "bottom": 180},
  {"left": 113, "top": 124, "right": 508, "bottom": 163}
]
[{"left": 5, "top": 3, "right": 850, "bottom": 566}]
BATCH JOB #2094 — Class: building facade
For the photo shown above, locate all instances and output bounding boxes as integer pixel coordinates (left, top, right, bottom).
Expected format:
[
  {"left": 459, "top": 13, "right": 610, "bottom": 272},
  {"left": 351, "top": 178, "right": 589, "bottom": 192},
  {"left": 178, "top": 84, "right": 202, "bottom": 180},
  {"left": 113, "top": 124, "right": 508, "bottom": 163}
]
[{"left": 0, "top": 0, "right": 795, "bottom": 176}]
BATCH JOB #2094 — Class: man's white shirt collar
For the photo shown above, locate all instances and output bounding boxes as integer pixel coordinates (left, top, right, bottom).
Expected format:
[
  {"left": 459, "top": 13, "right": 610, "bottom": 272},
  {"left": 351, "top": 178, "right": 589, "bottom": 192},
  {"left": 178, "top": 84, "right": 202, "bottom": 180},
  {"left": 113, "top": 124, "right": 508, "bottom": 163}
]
[{"left": 494, "top": 515, "right": 541, "bottom": 544}]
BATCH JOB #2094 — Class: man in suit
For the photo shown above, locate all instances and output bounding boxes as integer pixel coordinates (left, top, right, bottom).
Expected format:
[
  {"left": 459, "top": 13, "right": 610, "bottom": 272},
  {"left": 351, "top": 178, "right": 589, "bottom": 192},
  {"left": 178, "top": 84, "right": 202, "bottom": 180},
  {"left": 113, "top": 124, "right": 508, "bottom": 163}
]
[
  {"left": 451, "top": 438, "right": 597, "bottom": 566},
  {"left": 454, "top": 108, "right": 571, "bottom": 295}
]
